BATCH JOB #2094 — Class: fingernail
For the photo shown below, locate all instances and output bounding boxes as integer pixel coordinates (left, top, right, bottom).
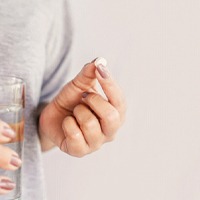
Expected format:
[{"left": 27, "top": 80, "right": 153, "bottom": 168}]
[
  {"left": 2, "top": 126, "right": 16, "bottom": 139},
  {"left": 10, "top": 154, "right": 22, "bottom": 168},
  {"left": 0, "top": 179, "right": 16, "bottom": 190},
  {"left": 94, "top": 57, "right": 110, "bottom": 79},
  {"left": 82, "top": 92, "right": 89, "bottom": 98}
]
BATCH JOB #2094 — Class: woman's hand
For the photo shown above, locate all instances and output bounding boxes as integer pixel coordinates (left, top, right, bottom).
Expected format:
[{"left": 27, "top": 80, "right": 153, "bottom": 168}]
[
  {"left": 0, "top": 120, "right": 22, "bottom": 195},
  {"left": 39, "top": 58, "right": 126, "bottom": 157}
]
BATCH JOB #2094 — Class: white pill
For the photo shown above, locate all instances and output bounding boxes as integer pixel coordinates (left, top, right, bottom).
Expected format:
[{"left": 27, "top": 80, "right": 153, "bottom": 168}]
[{"left": 94, "top": 57, "right": 107, "bottom": 67}]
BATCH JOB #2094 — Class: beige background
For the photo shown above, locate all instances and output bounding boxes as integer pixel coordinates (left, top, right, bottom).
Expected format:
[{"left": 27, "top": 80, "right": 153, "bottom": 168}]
[{"left": 43, "top": 0, "right": 200, "bottom": 199}]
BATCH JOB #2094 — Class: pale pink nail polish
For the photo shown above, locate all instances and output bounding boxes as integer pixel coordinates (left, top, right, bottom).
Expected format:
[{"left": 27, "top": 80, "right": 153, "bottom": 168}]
[
  {"left": 82, "top": 92, "right": 89, "bottom": 98},
  {"left": 10, "top": 154, "right": 22, "bottom": 168},
  {"left": 96, "top": 64, "right": 110, "bottom": 79},
  {"left": 2, "top": 126, "right": 16, "bottom": 139},
  {"left": 94, "top": 57, "right": 110, "bottom": 79},
  {"left": 0, "top": 179, "right": 16, "bottom": 190}
]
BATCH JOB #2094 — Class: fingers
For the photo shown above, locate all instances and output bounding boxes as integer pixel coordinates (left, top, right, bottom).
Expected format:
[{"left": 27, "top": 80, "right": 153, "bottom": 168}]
[
  {"left": 60, "top": 58, "right": 126, "bottom": 157},
  {"left": 0, "top": 145, "right": 22, "bottom": 170},
  {"left": 61, "top": 104, "right": 106, "bottom": 157},
  {"left": 61, "top": 116, "right": 90, "bottom": 157},
  {"left": 0, "top": 145, "right": 21, "bottom": 195},
  {"left": 73, "top": 104, "right": 105, "bottom": 149},
  {"left": 0, "top": 121, "right": 20, "bottom": 194},
  {"left": 0, "top": 121, "right": 16, "bottom": 144},
  {"left": 82, "top": 93, "right": 120, "bottom": 140},
  {"left": 42, "top": 58, "right": 126, "bottom": 158},
  {"left": 0, "top": 176, "right": 16, "bottom": 195},
  {"left": 0, "top": 120, "right": 21, "bottom": 170}
]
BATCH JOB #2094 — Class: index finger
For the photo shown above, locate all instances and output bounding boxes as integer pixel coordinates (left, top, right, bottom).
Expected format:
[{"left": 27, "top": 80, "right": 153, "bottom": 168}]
[{"left": 94, "top": 58, "right": 126, "bottom": 117}]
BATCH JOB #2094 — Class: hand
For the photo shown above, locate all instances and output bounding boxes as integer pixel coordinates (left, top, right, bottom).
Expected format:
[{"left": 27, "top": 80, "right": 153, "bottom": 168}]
[
  {"left": 39, "top": 57, "right": 126, "bottom": 157},
  {"left": 0, "top": 121, "right": 22, "bottom": 195}
]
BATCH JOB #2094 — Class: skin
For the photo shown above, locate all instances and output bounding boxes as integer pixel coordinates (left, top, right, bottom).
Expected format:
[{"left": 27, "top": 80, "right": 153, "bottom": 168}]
[{"left": 0, "top": 61, "right": 126, "bottom": 194}]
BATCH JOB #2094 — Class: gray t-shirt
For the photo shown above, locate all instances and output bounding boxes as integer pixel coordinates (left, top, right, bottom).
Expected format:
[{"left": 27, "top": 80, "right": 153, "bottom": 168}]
[{"left": 0, "top": 0, "right": 73, "bottom": 199}]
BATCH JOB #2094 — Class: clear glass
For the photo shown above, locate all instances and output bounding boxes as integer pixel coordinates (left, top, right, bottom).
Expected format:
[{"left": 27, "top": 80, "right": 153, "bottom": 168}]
[{"left": 0, "top": 76, "right": 25, "bottom": 200}]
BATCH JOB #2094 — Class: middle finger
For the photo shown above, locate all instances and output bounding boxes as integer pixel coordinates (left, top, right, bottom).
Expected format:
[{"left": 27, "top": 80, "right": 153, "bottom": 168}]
[
  {"left": 81, "top": 92, "right": 121, "bottom": 138},
  {"left": 73, "top": 104, "right": 105, "bottom": 150},
  {"left": 0, "top": 145, "right": 22, "bottom": 171}
]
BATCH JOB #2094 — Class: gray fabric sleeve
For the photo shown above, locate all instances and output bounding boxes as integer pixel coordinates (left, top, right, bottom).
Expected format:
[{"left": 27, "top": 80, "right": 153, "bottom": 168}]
[{"left": 39, "top": 0, "right": 73, "bottom": 103}]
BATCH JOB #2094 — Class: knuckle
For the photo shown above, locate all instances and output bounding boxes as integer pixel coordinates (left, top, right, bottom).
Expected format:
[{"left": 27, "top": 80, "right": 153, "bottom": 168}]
[
  {"left": 74, "top": 152, "right": 86, "bottom": 158},
  {"left": 62, "top": 116, "right": 73, "bottom": 128},
  {"left": 88, "top": 135, "right": 105, "bottom": 150},
  {"left": 83, "top": 117, "right": 97, "bottom": 130},
  {"left": 73, "top": 104, "right": 85, "bottom": 115},
  {"left": 87, "top": 139, "right": 102, "bottom": 151},
  {"left": 106, "top": 135, "right": 116, "bottom": 142},
  {"left": 70, "top": 148, "right": 88, "bottom": 158},
  {"left": 66, "top": 138, "right": 89, "bottom": 158},
  {"left": 105, "top": 109, "right": 120, "bottom": 123},
  {"left": 92, "top": 144, "right": 102, "bottom": 152},
  {"left": 68, "top": 132, "right": 82, "bottom": 140},
  {"left": 87, "top": 93, "right": 99, "bottom": 103},
  {"left": 62, "top": 116, "right": 80, "bottom": 138},
  {"left": 73, "top": 104, "right": 80, "bottom": 114}
]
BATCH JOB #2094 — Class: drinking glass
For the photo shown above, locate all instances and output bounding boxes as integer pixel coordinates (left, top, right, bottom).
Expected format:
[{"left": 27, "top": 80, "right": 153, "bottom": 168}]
[{"left": 0, "top": 76, "right": 25, "bottom": 200}]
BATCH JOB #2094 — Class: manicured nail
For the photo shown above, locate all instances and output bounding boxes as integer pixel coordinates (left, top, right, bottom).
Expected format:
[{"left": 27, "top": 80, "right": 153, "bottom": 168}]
[
  {"left": 10, "top": 154, "right": 22, "bottom": 168},
  {"left": 82, "top": 92, "right": 89, "bottom": 98},
  {"left": 94, "top": 57, "right": 110, "bottom": 79},
  {"left": 2, "top": 126, "right": 16, "bottom": 139},
  {"left": 0, "top": 179, "right": 16, "bottom": 190}
]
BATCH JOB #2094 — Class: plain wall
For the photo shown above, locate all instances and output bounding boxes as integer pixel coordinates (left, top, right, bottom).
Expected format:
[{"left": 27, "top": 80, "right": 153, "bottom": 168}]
[{"left": 43, "top": 0, "right": 200, "bottom": 199}]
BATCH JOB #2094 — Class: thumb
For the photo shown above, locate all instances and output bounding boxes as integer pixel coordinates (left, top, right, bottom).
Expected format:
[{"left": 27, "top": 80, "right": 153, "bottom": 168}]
[{"left": 55, "top": 62, "right": 97, "bottom": 111}]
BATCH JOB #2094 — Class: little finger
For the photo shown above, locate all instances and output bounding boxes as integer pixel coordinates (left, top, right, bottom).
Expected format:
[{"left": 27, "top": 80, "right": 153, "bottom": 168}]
[{"left": 0, "top": 176, "right": 16, "bottom": 195}]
